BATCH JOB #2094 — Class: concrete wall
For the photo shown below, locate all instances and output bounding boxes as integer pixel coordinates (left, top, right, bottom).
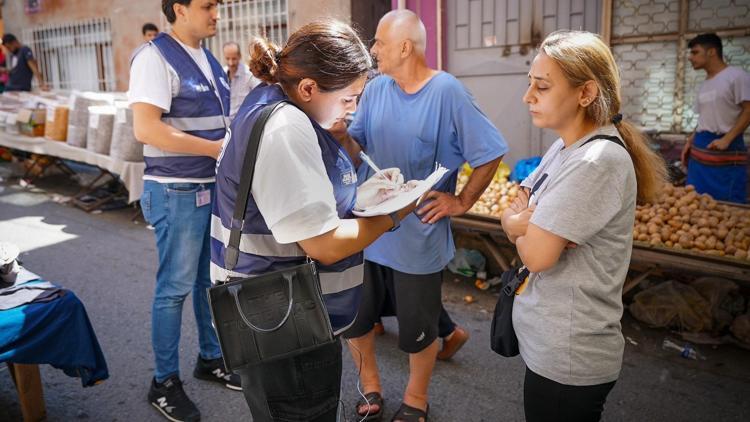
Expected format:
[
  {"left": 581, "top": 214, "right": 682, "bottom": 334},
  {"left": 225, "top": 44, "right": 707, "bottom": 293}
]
[
  {"left": 3, "top": 0, "right": 352, "bottom": 92},
  {"left": 288, "top": 0, "right": 351, "bottom": 30},
  {"left": 2, "top": 0, "right": 162, "bottom": 92}
]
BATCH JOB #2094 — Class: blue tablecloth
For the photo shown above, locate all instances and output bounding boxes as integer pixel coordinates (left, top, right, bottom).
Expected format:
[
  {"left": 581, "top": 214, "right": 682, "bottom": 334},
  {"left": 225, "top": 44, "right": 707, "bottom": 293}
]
[{"left": 0, "top": 288, "right": 109, "bottom": 387}]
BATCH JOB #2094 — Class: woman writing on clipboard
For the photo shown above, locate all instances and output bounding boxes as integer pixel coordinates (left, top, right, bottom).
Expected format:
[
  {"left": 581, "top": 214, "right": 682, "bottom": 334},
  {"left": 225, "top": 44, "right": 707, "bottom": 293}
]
[{"left": 210, "top": 20, "right": 416, "bottom": 422}]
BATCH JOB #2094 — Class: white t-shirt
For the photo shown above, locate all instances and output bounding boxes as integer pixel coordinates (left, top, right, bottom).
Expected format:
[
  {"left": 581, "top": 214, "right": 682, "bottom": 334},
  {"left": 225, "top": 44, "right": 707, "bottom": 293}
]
[
  {"left": 695, "top": 66, "right": 750, "bottom": 134},
  {"left": 128, "top": 35, "right": 220, "bottom": 184},
  {"left": 224, "top": 63, "right": 261, "bottom": 120},
  {"left": 248, "top": 104, "right": 341, "bottom": 243}
]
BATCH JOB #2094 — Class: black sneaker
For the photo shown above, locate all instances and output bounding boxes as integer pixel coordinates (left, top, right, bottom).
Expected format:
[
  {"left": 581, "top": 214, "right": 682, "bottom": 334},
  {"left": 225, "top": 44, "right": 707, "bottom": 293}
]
[
  {"left": 148, "top": 376, "right": 201, "bottom": 422},
  {"left": 193, "top": 355, "right": 242, "bottom": 391}
]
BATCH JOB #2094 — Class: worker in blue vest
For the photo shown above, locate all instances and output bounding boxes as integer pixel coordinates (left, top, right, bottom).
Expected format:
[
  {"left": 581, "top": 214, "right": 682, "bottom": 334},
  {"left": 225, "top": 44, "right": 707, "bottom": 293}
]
[
  {"left": 211, "top": 21, "right": 415, "bottom": 422},
  {"left": 128, "top": 1, "right": 239, "bottom": 421}
]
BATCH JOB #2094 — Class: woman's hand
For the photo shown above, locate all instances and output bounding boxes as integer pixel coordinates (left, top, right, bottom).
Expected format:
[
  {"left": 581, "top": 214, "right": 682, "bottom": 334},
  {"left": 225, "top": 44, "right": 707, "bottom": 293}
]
[{"left": 501, "top": 205, "right": 535, "bottom": 243}]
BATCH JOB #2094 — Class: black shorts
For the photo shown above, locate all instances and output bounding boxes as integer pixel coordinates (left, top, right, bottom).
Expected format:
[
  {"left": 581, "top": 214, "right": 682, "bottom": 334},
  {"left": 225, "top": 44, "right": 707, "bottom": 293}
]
[{"left": 343, "top": 260, "right": 442, "bottom": 353}]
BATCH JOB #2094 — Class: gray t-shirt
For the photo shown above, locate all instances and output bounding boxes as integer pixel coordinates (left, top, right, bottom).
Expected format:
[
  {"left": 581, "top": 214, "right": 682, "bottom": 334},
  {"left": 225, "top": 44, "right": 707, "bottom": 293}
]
[
  {"left": 514, "top": 125, "right": 636, "bottom": 386},
  {"left": 694, "top": 66, "right": 750, "bottom": 134}
]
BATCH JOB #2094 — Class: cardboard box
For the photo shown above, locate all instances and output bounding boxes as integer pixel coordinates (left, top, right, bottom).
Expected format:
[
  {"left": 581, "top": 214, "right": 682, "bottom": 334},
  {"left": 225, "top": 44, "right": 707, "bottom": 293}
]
[
  {"left": 44, "top": 106, "right": 69, "bottom": 142},
  {"left": 16, "top": 108, "right": 46, "bottom": 137}
]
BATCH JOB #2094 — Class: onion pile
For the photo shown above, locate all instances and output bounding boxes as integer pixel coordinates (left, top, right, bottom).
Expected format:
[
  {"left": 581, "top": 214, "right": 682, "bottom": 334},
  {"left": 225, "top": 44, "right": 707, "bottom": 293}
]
[{"left": 456, "top": 168, "right": 520, "bottom": 218}]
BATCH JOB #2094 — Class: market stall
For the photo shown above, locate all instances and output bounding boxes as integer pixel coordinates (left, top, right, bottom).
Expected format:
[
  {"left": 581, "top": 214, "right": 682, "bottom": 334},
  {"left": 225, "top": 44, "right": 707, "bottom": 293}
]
[
  {"left": 451, "top": 167, "right": 750, "bottom": 288},
  {"left": 0, "top": 91, "right": 144, "bottom": 211},
  {"left": 0, "top": 133, "right": 144, "bottom": 204}
]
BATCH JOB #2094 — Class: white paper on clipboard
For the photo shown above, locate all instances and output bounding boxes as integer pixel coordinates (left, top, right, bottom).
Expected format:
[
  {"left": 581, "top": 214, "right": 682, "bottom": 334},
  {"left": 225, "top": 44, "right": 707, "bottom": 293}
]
[{"left": 352, "top": 166, "right": 450, "bottom": 217}]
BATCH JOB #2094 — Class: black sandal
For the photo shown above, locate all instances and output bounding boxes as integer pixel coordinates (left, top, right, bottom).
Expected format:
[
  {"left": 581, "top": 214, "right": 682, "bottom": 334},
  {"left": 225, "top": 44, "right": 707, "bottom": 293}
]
[
  {"left": 356, "top": 391, "right": 385, "bottom": 421},
  {"left": 391, "top": 403, "right": 429, "bottom": 422}
]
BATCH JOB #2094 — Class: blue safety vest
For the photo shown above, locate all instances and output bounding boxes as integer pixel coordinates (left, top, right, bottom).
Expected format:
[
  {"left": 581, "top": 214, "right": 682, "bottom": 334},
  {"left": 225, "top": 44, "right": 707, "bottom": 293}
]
[
  {"left": 210, "top": 84, "right": 363, "bottom": 334},
  {"left": 137, "top": 33, "right": 230, "bottom": 179}
]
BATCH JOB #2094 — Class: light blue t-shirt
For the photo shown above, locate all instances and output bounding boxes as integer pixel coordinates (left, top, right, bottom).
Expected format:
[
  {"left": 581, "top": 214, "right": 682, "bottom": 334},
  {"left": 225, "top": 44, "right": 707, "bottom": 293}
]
[{"left": 349, "top": 72, "right": 508, "bottom": 274}]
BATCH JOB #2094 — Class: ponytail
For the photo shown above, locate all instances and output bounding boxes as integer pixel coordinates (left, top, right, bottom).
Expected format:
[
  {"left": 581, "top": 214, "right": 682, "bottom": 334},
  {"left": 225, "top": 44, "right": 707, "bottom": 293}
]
[{"left": 614, "top": 120, "right": 668, "bottom": 204}]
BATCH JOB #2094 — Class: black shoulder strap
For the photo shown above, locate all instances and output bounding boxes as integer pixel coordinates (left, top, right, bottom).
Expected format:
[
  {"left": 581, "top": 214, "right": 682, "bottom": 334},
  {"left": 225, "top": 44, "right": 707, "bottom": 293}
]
[
  {"left": 581, "top": 134, "right": 626, "bottom": 150},
  {"left": 529, "top": 173, "right": 548, "bottom": 198},
  {"left": 224, "top": 100, "right": 289, "bottom": 270}
]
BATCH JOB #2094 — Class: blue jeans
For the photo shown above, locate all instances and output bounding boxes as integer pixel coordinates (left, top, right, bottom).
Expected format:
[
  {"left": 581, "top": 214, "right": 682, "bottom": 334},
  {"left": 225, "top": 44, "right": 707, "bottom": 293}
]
[{"left": 141, "top": 180, "right": 222, "bottom": 382}]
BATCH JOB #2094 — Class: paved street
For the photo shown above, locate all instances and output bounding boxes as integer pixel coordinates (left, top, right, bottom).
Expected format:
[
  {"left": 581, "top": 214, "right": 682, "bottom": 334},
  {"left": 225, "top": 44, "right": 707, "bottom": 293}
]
[{"left": 1, "top": 170, "right": 749, "bottom": 421}]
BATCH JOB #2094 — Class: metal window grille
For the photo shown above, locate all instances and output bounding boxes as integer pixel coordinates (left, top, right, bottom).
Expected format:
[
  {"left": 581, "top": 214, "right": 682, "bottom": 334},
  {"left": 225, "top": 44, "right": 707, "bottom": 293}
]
[
  {"left": 454, "top": 0, "right": 600, "bottom": 50},
  {"left": 208, "top": 0, "right": 288, "bottom": 55},
  {"left": 611, "top": 0, "right": 750, "bottom": 134},
  {"left": 22, "top": 18, "right": 116, "bottom": 92}
]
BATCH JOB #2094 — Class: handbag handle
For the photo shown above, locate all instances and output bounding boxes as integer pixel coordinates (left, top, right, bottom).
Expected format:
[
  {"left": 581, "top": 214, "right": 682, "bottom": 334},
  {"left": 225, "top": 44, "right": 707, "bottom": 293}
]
[
  {"left": 228, "top": 272, "right": 295, "bottom": 333},
  {"left": 224, "top": 99, "right": 295, "bottom": 270}
]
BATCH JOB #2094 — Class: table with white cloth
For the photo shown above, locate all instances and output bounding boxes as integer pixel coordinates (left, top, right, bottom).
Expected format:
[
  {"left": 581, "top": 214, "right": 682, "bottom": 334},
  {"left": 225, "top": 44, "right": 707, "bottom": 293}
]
[{"left": 0, "top": 132, "right": 144, "bottom": 204}]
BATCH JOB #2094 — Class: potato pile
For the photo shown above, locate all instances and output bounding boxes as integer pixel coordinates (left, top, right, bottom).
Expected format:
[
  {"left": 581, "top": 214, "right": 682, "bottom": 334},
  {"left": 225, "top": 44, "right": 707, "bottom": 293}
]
[
  {"left": 634, "top": 184, "right": 750, "bottom": 259},
  {"left": 456, "top": 168, "right": 520, "bottom": 217}
]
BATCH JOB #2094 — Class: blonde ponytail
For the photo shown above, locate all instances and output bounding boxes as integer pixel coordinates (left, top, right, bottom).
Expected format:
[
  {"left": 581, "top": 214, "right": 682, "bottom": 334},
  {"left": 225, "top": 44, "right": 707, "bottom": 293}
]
[{"left": 614, "top": 120, "right": 668, "bottom": 204}]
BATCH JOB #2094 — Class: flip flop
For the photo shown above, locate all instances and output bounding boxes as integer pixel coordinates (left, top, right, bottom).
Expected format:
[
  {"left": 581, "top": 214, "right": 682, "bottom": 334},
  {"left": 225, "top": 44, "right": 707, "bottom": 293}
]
[
  {"left": 391, "top": 402, "right": 428, "bottom": 422},
  {"left": 356, "top": 391, "right": 385, "bottom": 421}
]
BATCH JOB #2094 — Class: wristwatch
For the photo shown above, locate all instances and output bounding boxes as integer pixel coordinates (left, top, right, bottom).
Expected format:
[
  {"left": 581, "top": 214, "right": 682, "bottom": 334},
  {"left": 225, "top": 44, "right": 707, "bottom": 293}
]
[{"left": 388, "top": 211, "right": 401, "bottom": 232}]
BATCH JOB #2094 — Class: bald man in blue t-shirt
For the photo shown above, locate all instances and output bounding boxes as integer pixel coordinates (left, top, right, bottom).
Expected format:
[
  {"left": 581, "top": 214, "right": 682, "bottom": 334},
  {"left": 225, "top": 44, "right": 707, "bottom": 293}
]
[{"left": 338, "top": 10, "right": 509, "bottom": 421}]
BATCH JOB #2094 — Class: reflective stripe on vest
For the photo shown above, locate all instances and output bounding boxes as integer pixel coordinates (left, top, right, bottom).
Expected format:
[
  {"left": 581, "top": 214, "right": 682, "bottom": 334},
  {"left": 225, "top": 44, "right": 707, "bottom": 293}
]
[
  {"left": 210, "top": 214, "right": 306, "bottom": 258},
  {"left": 162, "top": 115, "right": 231, "bottom": 132}
]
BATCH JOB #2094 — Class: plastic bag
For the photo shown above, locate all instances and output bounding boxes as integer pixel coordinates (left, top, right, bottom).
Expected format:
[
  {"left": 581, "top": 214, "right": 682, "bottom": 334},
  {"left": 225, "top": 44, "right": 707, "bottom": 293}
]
[
  {"left": 510, "top": 157, "right": 542, "bottom": 182},
  {"left": 629, "top": 281, "right": 712, "bottom": 332},
  {"left": 447, "top": 248, "right": 486, "bottom": 277},
  {"left": 691, "top": 277, "right": 743, "bottom": 332}
]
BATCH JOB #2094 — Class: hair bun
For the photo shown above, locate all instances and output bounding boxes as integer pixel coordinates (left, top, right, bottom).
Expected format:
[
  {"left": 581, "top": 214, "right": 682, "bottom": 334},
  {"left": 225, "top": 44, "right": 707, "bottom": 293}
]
[{"left": 248, "top": 36, "right": 281, "bottom": 84}]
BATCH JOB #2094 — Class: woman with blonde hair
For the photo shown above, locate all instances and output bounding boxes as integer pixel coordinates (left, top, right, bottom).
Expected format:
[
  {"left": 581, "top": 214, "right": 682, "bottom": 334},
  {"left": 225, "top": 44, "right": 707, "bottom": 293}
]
[{"left": 500, "top": 30, "right": 666, "bottom": 421}]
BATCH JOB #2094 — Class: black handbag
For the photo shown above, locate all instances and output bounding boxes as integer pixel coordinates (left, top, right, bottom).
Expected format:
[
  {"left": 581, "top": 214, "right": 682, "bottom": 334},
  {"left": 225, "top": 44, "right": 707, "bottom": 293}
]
[
  {"left": 490, "top": 134, "right": 627, "bottom": 357},
  {"left": 490, "top": 266, "right": 529, "bottom": 357},
  {"left": 208, "top": 100, "right": 335, "bottom": 372},
  {"left": 490, "top": 171, "right": 547, "bottom": 357}
]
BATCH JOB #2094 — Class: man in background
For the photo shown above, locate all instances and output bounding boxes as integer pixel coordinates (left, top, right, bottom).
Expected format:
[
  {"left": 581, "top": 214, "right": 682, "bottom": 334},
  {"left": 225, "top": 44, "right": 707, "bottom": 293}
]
[
  {"left": 1, "top": 34, "right": 47, "bottom": 91},
  {"left": 222, "top": 41, "right": 259, "bottom": 120},
  {"left": 681, "top": 33, "right": 750, "bottom": 203},
  {"left": 142, "top": 23, "right": 159, "bottom": 42}
]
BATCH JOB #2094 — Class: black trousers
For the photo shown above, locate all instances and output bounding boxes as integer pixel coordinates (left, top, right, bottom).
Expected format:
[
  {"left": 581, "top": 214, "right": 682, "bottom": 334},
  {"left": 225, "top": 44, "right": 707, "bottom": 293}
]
[
  {"left": 524, "top": 367, "right": 616, "bottom": 422},
  {"left": 237, "top": 340, "right": 342, "bottom": 422}
]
